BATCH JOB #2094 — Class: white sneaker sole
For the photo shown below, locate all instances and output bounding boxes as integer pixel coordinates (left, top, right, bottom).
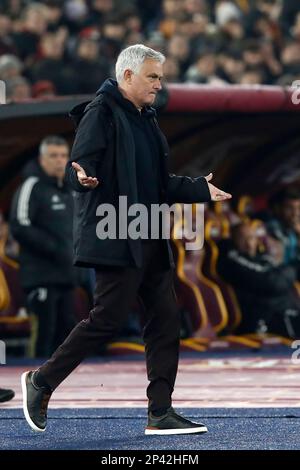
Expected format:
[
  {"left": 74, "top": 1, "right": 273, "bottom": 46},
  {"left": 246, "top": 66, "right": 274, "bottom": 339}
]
[
  {"left": 21, "top": 371, "right": 46, "bottom": 433},
  {"left": 145, "top": 426, "right": 208, "bottom": 435}
]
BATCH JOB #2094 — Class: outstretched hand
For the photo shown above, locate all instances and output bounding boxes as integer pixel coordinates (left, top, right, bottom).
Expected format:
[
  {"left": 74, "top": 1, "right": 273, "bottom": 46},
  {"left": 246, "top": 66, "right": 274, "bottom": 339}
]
[
  {"left": 72, "top": 162, "right": 99, "bottom": 189},
  {"left": 205, "top": 173, "right": 232, "bottom": 201}
]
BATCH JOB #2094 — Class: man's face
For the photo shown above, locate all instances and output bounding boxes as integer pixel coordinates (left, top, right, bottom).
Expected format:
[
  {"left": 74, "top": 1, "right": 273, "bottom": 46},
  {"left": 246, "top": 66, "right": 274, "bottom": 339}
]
[
  {"left": 126, "top": 58, "right": 163, "bottom": 107},
  {"left": 280, "top": 199, "right": 300, "bottom": 230},
  {"left": 233, "top": 225, "right": 258, "bottom": 258},
  {"left": 39, "top": 144, "right": 69, "bottom": 180}
]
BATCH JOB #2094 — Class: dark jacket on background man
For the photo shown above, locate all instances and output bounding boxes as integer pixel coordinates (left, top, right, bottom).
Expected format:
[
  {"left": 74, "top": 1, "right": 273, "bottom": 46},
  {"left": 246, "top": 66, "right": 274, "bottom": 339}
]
[
  {"left": 217, "top": 238, "right": 299, "bottom": 333},
  {"left": 66, "top": 78, "right": 211, "bottom": 269},
  {"left": 10, "top": 164, "right": 75, "bottom": 289}
]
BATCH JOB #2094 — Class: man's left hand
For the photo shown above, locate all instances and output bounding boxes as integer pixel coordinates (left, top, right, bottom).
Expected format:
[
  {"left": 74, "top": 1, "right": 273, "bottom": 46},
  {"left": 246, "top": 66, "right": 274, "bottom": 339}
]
[{"left": 205, "top": 173, "right": 232, "bottom": 201}]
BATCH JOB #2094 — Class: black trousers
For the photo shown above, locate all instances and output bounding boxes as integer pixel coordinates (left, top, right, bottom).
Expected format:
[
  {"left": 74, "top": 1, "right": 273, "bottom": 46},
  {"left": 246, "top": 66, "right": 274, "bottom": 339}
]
[
  {"left": 26, "top": 286, "right": 76, "bottom": 358},
  {"left": 39, "top": 241, "right": 181, "bottom": 412}
]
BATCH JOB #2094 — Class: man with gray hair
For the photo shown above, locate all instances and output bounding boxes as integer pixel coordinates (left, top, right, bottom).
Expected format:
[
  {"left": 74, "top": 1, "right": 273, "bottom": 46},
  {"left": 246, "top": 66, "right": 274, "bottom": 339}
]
[
  {"left": 10, "top": 135, "right": 76, "bottom": 357},
  {"left": 21, "top": 44, "right": 231, "bottom": 435}
]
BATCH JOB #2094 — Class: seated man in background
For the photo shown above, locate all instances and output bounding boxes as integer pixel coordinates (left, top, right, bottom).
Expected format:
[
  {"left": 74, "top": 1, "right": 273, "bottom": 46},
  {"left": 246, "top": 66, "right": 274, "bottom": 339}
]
[
  {"left": 217, "top": 221, "right": 300, "bottom": 337},
  {"left": 266, "top": 186, "right": 300, "bottom": 277}
]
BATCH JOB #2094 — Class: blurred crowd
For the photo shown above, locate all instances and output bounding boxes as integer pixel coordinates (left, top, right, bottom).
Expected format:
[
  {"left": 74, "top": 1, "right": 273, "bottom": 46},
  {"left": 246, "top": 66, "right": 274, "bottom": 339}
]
[{"left": 0, "top": 0, "right": 300, "bottom": 102}]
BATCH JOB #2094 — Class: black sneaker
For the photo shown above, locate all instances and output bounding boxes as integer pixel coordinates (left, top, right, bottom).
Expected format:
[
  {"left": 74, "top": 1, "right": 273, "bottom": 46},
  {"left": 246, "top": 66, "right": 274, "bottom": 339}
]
[
  {"left": 145, "top": 407, "right": 208, "bottom": 435},
  {"left": 0, "top": 388, "right": 15, "bottom": 403},
  {"left": 21, "top": 371, "right": 52, "bottom": 432}
]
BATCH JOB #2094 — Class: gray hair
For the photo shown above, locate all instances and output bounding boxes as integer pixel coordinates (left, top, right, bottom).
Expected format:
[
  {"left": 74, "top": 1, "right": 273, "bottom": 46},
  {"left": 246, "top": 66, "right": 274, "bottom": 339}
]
[
  {"left": 39, "top": 135, "right": 69, "bottom": 156},
  {"left": 115, "top": 44, "right": 165, "bottom": 83},
  {"left": 5, "top": 76, "right": 30, "bottom": 99},
  {"left": 0, "top": 55, "right": 23, "bottom": 79}
]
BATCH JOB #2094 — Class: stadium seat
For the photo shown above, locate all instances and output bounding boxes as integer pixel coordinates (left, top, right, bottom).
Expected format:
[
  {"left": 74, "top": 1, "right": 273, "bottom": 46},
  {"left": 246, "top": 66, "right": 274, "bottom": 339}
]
[{"left": 202, "top": 218, "right": 243, "bottom": 332}]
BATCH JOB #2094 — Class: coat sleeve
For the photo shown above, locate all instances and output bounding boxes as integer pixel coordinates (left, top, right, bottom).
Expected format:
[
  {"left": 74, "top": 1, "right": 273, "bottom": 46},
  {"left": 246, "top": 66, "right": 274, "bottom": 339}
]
[
  {"left": 10, "top": 179, "right": 63, "bottom": 261},
  {"left": 217, "top": 246, "right": 297, "bottom": 295},
  {"left": 151, "top": 117, "right": 211, "bottom": 204},
  {"left": 65, "top": 106, "right": 107, "bottom": 193},
  {"left": 167, "top": 174, "right": 211, "bottom": 204}
]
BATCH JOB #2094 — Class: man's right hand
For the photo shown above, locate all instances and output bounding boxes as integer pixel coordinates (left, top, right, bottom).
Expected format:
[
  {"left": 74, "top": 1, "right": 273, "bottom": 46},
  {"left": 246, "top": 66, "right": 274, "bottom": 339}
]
[{"left": 72, "top": 162, "right": 99, "bottom": 189}]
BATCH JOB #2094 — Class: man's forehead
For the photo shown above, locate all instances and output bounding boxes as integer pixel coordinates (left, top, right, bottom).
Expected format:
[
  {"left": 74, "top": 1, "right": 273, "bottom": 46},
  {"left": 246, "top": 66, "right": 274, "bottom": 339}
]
[
  {"left": 46, "top": 144, "right": 69, "bottom": 153},
  {"left": 141, "top": 59, "right": 164, "bottom": 74}
]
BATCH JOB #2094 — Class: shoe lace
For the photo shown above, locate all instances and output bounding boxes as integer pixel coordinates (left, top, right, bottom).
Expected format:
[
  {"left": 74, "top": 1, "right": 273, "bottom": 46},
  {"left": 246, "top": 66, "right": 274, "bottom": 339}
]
[{"left": 40, "top": 392, "right": 51, "bottom": 417}]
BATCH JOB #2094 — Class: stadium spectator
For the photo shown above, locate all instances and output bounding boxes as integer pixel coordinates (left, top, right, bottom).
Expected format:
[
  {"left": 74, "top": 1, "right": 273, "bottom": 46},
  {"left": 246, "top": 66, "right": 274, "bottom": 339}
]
[
  {"left": 167, "top": 34, "right": 191, "bottom": 79},
  {"left": 0, "top": 54, "right": 23, "bottom": 80},
  {"left": 0, "top": 15, "right": 17, "bottom": 55},
  {"left": 5, "top": 75, "right": 31, "bottom": 102},
  {"left": 71, "top": 36, "right": 110, "bottom": 94},
  {"left": 217, "top": 49, "right": 245, "bottom": 83},
  {"left": 217, "top": 221, "right": 300, "bottom": 337},
  {"left": 185, "top": 49, "right": 218, "bottom": 83},
  {"left": 161, "top": 56, "right": 180, "bottom": 82},
  {"left": 239, "top": 67, "right": 265, "bottom": 84},
  {"left": 31, "top": 79, "right": 56, "bottom": 98},
  {"left": 10, "top": 136, "right": 77, "bottom": 357},
  {"left": 266, "top": 186, "right": 300, "bottom": 272},
  {"left": 29, "top": 31, "right": 76, "bottom": 95},
  {"left": 11, "top": 3, "right": 49, "bottom": 62}
]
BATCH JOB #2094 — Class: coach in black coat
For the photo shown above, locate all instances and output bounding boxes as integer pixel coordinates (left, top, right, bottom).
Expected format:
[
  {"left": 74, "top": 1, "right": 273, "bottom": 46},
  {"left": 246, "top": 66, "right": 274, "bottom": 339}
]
[
  {"left": 22, "top": 44, "right": 231, "bottom": 436},
  {"left": 66, "top": 77, "right": 214, "bottom": 268}
]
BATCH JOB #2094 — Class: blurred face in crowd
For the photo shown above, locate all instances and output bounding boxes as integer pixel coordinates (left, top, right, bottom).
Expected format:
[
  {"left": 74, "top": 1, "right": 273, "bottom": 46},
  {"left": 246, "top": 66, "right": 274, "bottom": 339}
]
[
  {"left": 9, "top": 81, "right": 31, "bottom": 102},
  {"left": 45, "top": 5, "right": 62, "bottom": 24},
  {"left": 0, "top": 62, "right": 22, "bottom": 80},
  {"left": 39, "top": 144, "right": 69, "bottom": 181},
  {"left": 125, "top": 15, "right": 141, "bottom": 33},
  {"left": 222, "top": 19, "right": 244, "bottom": 39},
  {"left": 184, "top": 0, "right": 207, "bottom": 15},
  {"left": 254, "top": 16, "right": 273, "bottom": 38},
  {"left": 168, "top": 35, "right": 189, "bottom": 62},
  {"left": 163, "top": 0, "right": 180, "bottom": 16},
  {"left": 178, "top": 14, "right": 208, "bottom": 37},
  {"left": 281, "top": 42, "right": 300, "bottom": 66},
  {"left": 239, "top": 70, "right": 263, "bottom": 85},
  {"left": 77, "top": 39, "right": 99, "bottom": 61},
  {"left": 40, "top": 33, "right": 64, "bottom": 59},
  {"left": 24, "top": 7, "right": 48, "bottom": 36},
  {"left": 220, "top": 54, "right": 245, "bottom": 81},
  {"left": 93, "top": 0, "right": 113, "bottom": 13},
  {"left": 279, "top": 198, "right": 300, "bottom": 231},
  {"left": 257, "top": 0, "right": 278, "bottom": 15},
  {"left": 0, "top": 14, "right": 12, "bottom": 37},
  {"left": 233, "top": 224, "right": 258, "bottom": 257},
  {"left": 163, "top": 57, "right": 180, "bottom": 81},
  {"left": 103, "top": 23, "right": 126, "bottom": 41},
  {"left": 196, "top": 53, "right": 216, "bottom": 76},
  {"left": 243, "top": 48, "right": 264, "bottom": 67},
  {"left": 120, "top": 58, "right": 163, "bottom": 109}
]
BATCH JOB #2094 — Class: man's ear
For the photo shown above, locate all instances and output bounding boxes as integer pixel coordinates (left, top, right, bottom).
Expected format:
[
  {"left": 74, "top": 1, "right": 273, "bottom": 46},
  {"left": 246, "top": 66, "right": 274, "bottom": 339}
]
[{"left": 124, "top": 69, "right": 133, "bottom": 83}]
